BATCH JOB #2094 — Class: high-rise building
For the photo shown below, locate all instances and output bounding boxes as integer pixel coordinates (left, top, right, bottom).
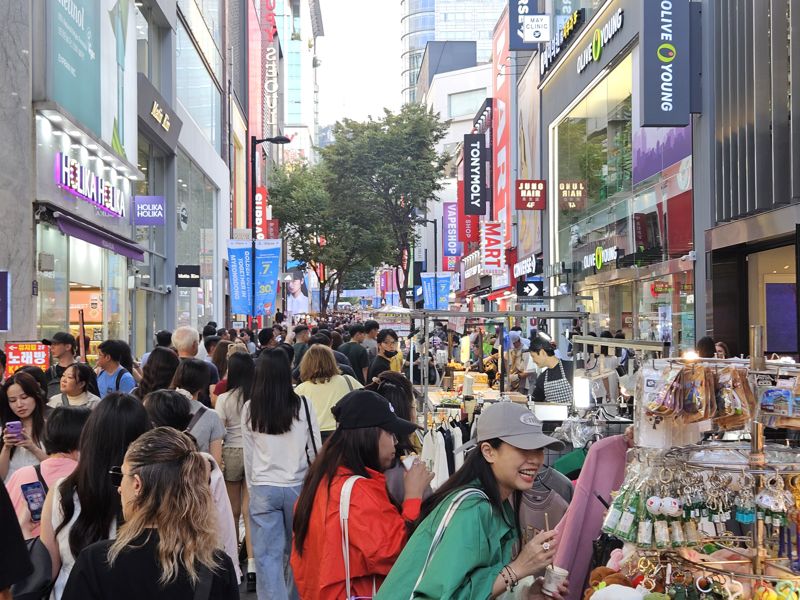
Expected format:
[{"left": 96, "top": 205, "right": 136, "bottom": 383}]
[{"left": 401, "top": 0, "right": 505, "bottom": 104}]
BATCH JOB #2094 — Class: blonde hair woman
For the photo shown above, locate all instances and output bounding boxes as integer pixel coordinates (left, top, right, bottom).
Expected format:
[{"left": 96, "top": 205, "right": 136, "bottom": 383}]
[
  {"left": 295, "top": 345, "right": 362, "bottom": 442},
  {"left": 61, "top": 427, "right": 239, "bottom": 600}
]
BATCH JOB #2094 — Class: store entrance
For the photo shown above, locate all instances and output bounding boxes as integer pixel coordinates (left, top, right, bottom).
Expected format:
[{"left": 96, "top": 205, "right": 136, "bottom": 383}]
[{"left": 68, "top": 238, "right": 104, "bottom": 361}]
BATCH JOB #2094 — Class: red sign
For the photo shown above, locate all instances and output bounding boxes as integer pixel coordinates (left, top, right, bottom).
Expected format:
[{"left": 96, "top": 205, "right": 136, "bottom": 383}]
[
  {"left": 480, "top": 221, "right": 506, "bottom": 273},
  {"left": 516, "top": 180, "right": 546, "bottom": 210},
  {"left": 4, "top": 342, "right": 50, "bottom": 378},
  {"left": 254, "top": 186, "right": 269, "bottom": 240},
  {"left": 558, "top": 181, "right": 587, "bottom": 211},
  {"left": 265, "top": 219, "right": 280, "bottom": 239},
  {"left": 262, "top": 0, "right": 277, "bottom": 41},
  {"left": 492, "top": 12, "right": 512, "bottom": 246},
  {"left": 444, "top": 256, "right": 458, "bottom": 271}
]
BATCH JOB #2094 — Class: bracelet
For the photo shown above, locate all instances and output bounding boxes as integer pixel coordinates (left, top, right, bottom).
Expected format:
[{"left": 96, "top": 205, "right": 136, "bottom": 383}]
[
  {"left": 504, "top": 565, "right": 519, "bottom": 590},
  {"left": 499, "top": 567, "right": 512, "bottom": 592}
]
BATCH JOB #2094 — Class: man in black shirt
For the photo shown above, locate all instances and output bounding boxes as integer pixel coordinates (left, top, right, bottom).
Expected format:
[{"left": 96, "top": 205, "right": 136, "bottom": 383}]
[
  {"left": 42, "top": 331, "right": 78, "bottom": 399},
  {"left": 338, "top": 324, "right": 370, "bottom": 384},
  {"left": 529, "top": 335, "right": 574, "bottom": 404},
  {"left": 367, "top": 329, "right": 399, "bottom": 382}
]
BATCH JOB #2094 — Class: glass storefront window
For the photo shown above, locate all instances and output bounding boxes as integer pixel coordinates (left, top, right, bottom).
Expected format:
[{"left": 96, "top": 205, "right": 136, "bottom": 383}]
[
  {"left": 637, "top": 272, "right": 695, "bottom": 353},
  {"left": 176, "top": 21, "right": 222, "bottom": 152},
  {"left": 748, "top": 246, "right": 797, "bottom": 355},
  {"left": 37, "top": 223, "right": 69, "bottom": 342},
  {"left": 176, "top": 151, "right": 216, "bottom": 330}
]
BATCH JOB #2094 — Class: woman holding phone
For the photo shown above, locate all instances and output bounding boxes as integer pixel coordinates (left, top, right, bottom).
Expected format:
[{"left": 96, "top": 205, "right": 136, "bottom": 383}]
[
  {"left": 377, "top": 402, "right": 569, "bottom": 599},
  {"left": 0, "top": 371, "right": 49, "bottom": 481}
]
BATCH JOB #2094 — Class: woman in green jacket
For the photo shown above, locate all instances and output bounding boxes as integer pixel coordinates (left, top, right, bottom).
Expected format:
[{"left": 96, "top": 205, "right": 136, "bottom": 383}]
[{"left": 377, "top": 402, "right": 568, "bottom": 599}]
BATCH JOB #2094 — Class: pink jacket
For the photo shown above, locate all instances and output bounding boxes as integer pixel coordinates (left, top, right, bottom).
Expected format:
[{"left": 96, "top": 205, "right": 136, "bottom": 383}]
[{"left": 553, "top": 435, "right": 628, "bottom": 600}]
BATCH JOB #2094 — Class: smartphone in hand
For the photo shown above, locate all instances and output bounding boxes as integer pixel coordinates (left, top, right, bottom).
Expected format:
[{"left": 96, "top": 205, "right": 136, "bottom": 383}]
[
  {"left": 21, "top": 481, "right": 47, "bottom": 522},
  {"left": 5, "top": 420, "right": 22, "bottom": 440}
]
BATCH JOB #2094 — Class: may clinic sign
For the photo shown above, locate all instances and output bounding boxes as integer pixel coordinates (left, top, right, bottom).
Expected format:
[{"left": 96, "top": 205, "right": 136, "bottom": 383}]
[{"left": 641, "top": 0, "right": 690, "bottom": 126}]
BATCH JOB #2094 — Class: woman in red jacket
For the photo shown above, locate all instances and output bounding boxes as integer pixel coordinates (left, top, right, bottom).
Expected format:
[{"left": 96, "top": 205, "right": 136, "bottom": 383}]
[{"left": 291, "top": 389, "right": 433, "bottom": 599}]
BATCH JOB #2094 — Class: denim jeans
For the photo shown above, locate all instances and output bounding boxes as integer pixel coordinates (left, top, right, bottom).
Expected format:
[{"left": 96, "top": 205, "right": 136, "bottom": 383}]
[{"left": 249, "top": 483, "right": 302, "bottom": 600}]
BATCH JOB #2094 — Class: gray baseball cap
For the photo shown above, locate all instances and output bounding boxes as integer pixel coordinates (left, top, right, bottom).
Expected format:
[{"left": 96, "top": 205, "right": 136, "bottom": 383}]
[{"left": 455, "top": 402, "right": 564, "bottom": 453}]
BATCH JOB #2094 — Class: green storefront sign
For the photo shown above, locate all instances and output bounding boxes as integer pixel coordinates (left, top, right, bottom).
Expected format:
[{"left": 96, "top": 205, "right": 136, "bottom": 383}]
[{"left": 48, "top": 0, "right": 101, "bottom": 136}]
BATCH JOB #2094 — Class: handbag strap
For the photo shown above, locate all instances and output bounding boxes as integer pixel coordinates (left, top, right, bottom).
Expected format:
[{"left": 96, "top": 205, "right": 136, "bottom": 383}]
[
  {"left": 340, "top": 475, "right": 363, "bottom": 599},
  {"left": 34, "top": 463, "right": 49, "bottom": 494},
  {"left": 408, "top": 488, "right": 488, "bottom": 599},
  {"left": 185, "top": 406, "right": 207, "bottom": 434},
  {"left": 302, "top": 396, "right": 318, "bottom": 465},
  {"left": 344, "top": 375, "right": 354, "bottom": 392}
]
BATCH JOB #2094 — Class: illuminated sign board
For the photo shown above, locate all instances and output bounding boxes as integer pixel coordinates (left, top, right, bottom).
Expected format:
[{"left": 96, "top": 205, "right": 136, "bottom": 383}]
[{"left": 55, "top": 152, "right": 126, "bottom": 218}]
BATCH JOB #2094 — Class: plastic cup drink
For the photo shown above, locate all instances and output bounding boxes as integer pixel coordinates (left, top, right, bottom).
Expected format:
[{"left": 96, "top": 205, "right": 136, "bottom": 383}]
[{"left": 542, "top": 565, "right": 569, "bottom": 597}]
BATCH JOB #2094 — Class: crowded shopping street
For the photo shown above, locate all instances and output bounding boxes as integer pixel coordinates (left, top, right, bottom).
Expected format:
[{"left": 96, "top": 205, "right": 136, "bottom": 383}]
[{"left": 4, "top": 1, "right": 800, "bottom": 599}]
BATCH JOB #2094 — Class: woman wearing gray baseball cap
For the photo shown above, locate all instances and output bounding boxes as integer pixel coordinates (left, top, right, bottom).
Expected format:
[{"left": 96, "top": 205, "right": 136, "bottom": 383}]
[{"left": 377, "top": 401, "right": 568, "bottom": 599}]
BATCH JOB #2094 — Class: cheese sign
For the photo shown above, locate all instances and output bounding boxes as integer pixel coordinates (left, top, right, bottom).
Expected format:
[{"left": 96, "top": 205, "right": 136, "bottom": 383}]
[{"left": 480, "top": 221, "right": 505, "bottom": 274}]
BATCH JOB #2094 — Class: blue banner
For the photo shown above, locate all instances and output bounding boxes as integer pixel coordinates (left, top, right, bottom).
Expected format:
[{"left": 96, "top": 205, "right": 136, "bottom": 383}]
[
  {"left": 421, "top": 272, "right": 436, "bottom": 309},
  {"left": 227, "top": 240, "right": 252, "bottom": 316},
  {"left": 254, "top": 239, "right": 281, "bottom": 317},
  {"left": 435, "top": 272, "right": 451, "bottom": 310}
]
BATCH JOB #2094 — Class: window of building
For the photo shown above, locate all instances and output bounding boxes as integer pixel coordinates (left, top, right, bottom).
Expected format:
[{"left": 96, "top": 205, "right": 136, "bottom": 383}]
[
  {"left": 176, "top": 20, "right": 222, "bottom": 152},
  {"left": 176, "top": 151, "right": 216, "bottom": 330},
  {"left": 135, "top": 5, "right": 162, "bottom": 90},
  {"left": 448, "top": 88, "right": 486, "bottom": 119}
]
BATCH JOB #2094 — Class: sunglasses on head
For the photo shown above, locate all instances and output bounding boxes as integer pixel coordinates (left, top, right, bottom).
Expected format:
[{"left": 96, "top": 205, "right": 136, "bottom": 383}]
[{"left": 108, "top": 466, "right": 125, "bottom": 487}]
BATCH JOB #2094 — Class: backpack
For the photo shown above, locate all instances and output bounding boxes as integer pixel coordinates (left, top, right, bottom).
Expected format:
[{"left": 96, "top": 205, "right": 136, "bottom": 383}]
[{"left": 45, "top": 366, "right": 62, "bottom": 400}]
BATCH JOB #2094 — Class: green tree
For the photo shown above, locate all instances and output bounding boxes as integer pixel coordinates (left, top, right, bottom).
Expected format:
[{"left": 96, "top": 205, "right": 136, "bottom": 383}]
[
  {"left": 321, "top": 104, "right": 448, "bottom": 306},
  {"left": 268, "top": 164, "right": 387, "bottom": 315}
]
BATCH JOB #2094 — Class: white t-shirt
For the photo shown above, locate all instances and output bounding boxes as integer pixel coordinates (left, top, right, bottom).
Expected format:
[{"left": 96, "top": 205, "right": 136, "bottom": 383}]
[
  {"left": 215, "top": 389, "right": 245, "bottom": 448},
  {"left": 241, "top": 398, "right": 322, "bottom": 487}
]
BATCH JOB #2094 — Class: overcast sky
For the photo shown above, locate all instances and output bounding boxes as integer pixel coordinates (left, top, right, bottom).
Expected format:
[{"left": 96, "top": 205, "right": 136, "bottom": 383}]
[{"left": 316, "top": 0, "right": 402, "bottom": 126}]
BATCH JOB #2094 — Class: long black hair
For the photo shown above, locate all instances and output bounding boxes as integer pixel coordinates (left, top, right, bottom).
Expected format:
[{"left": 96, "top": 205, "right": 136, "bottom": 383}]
[
  {"left": 367, "top": 372, "right": 416, "bottom": 455},
  {"left": 170, "top": 358, "right": 211, "bottom": 406},
  {"left": 292, "top": 426, "right": 383, "bottom": 555},
  {"left": 136, "top": 347, "right": 179, "bottom": 399},
  {"left": 227, "top": 353, "right": 255, "bottom": 408},
  {"left": 416, "top": 440, "right": 521, "bottom": 541},
  {"left": 56, "top": 393, "right": 151, "bottom": 559},
  {"left": 0, "top": 371, "right": 47, "bottom": 459},
  {"left": 248, "top": 349, "right": 299, "bottom": 434}
]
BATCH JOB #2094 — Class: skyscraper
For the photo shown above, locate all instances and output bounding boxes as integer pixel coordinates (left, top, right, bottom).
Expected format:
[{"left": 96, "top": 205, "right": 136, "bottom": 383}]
[{"left": 401, "top": 0, "right": 505, "bottom": 104}]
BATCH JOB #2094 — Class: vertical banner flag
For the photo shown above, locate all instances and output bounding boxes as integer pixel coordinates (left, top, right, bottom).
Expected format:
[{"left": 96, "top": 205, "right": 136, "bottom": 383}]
[
  {"left": 492, "top": 12, "right": 512, "bottom": 246},
  {"left": 420, "top": 272, "right": 436, "bottom": 309},
  {"left": 463, "top": 133, "right": 487, "bottom": 215},
  {"left": 254, "top": 187, "right": 269, "bottom": 239},
  {"left": 480, "top": 221, "right": 506, "bottom": 274},
  {"left": 227, "top": 240, "right": 253, "bottom": 315},
  {"left": 254, "top": 239, "right": 282, "bottom": 316},
  {"left": 435, "top": 272, "right": 451, "bottom": 310},
  {"left": 641, "top": 0, "right": 690, "bottom": 126}
]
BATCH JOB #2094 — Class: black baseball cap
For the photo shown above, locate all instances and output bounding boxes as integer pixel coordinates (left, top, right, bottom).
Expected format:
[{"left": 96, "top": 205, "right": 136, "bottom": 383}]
[
  {"left": 332, "top": 390, "right": 418, "bottom": 437},
  {"left": 42, "top": 332, "right": 76, "bottom": 347}
]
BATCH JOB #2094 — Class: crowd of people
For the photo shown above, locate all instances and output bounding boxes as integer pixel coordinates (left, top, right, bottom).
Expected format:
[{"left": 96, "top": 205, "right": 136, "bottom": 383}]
[{"left": 1, "top": 319, "right": 568, "bottom": 600}]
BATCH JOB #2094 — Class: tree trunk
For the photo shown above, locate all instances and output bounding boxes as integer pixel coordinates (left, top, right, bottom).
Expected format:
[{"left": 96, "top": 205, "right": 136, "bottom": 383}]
[{"left": 395, "top": 254, "right": 411, "bottom": 309}]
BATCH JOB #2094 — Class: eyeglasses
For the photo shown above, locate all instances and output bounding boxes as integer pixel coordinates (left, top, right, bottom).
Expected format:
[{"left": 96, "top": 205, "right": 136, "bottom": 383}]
[{"left": 108, "top": 466, "right": 131, "bottom": 487}]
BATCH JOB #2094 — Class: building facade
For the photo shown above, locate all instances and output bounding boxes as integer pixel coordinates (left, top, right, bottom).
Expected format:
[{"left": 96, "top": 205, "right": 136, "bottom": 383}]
[{"left": 401, "top": 0, "right": 506, "bottom": 104}]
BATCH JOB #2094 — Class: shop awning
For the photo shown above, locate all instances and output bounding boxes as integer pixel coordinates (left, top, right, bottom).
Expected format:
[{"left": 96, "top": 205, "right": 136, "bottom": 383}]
[
  {"left": 487, "top": 288, "right": 513, "bottom": 302},
  {"left": 54, "top": 212, "right": 146, "bottom": 261}
]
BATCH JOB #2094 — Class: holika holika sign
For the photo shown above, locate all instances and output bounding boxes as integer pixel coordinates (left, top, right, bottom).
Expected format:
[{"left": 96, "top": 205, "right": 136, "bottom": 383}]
[{"left": 55, "top": 152, "right": 126, "bottom": 218}]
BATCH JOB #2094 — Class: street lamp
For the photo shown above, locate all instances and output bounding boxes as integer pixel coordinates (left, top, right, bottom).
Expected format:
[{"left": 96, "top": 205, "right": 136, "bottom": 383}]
[{"left": 250, "top": 134, "right": 290, "bottom": 327}]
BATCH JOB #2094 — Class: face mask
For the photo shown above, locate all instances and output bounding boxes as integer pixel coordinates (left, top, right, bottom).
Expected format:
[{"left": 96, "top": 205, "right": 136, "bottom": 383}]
[{"left": 384, "top": 350, "right": 398, "bottom": 358}]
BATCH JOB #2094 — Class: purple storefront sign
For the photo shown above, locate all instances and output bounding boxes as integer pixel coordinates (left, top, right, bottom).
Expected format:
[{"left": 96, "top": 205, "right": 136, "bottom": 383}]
[
  {"left": 0, "top": 271, "right": 9, "bottom": 332},
  {"left": 632, "top": 124, "right": 692, "bottom": 185},
  {"left": 134, "top": 196, "right": 166, "bottom": 226}
]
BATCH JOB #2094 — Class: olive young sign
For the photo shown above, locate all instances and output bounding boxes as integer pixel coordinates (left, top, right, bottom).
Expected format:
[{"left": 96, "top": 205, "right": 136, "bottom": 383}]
[
  {"left": 463, "top": 133, "right": 487, "bottom": 215},
  {"left": 55, "top": 152, "right": 126, "bottom": 218},
  {"left": 582, "top": 246, "right": 618, "bottom": 271},
  {"left": 577, "top": 8, "right": 624, "bottom": 74},
  {"left": 641, "top": 0, "right": 690, "bottom": 126},
  {"left": 540, "top": 9, "right": 585, "bottom": 76}
]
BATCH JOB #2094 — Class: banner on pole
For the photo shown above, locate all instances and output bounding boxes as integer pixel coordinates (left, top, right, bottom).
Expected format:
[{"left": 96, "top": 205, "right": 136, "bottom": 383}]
[
  {"left": 435, "top": 271, "right": 451, "bottom": 310},
  {"left": 227, "top": 240, "right": 253, "bottom": 315},
  {"left": 254, "top": 239, "right": 282, "bottom": 317},
  {"left": 421, "top": 272, "right": 436, "bottom": 309}
]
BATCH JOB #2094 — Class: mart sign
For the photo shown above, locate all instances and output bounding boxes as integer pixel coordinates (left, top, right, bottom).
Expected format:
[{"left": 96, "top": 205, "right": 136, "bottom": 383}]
[{"left": 480, "top": 221, "right": 505, "bottom": 274}]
